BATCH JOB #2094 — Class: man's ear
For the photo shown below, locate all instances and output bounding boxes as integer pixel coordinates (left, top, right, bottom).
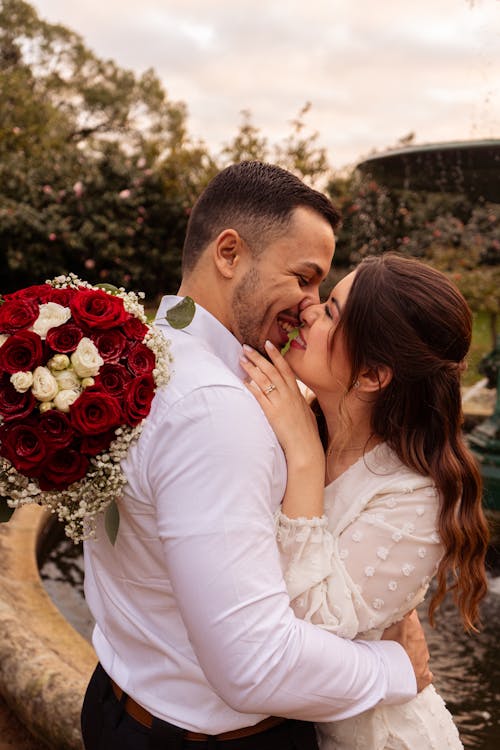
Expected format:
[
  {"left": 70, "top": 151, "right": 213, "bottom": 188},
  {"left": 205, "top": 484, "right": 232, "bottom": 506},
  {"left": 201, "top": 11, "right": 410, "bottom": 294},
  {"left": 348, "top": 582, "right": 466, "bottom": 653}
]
[
  {"left": 359, "top": 364, "right": 393, "bottom": 393},
  {"left": 213, "top": 229, "right": 247, "bottom": 279}
]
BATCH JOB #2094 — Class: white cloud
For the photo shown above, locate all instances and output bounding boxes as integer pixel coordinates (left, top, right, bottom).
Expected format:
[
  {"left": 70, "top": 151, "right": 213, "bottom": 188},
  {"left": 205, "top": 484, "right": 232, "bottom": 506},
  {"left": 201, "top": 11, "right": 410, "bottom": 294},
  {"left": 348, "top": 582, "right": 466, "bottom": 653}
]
[{"left": 31, "top": 0, "right": 500, "bottom": 167}]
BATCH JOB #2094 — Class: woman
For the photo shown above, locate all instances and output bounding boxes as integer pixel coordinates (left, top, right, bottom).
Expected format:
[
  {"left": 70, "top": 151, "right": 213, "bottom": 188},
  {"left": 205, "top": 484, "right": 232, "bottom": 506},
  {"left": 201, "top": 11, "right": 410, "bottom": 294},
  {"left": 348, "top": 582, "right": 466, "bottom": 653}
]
[{"left": 240, "top": 253, "right": 489, "bottom": 750}]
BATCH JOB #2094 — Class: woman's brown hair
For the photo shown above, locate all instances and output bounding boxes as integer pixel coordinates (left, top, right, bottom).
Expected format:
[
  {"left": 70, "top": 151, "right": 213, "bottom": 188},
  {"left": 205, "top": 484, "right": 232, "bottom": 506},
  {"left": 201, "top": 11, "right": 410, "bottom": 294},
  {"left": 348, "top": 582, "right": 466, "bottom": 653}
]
[{"left": 339, "top": 252, "right": 489, "bottom": 631}]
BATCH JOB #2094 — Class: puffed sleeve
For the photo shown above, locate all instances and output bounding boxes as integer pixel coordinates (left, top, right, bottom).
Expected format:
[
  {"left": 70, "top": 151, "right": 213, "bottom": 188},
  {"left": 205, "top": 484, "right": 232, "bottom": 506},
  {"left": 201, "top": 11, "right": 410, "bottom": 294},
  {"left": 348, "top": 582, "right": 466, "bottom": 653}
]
[
  {"left": 277, "top": 483, "right": 443, "bottom": 638},
  {"left": 336, "top": 484, "right": 442, "bottom": 633}
]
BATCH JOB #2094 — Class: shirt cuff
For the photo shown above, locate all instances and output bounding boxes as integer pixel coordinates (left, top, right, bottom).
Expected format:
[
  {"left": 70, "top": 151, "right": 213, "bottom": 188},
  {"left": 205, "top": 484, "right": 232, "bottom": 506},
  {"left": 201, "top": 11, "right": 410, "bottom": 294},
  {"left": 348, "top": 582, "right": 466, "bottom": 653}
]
[{"left": 362, "top": 639, "right": 417, "bottom": 704}]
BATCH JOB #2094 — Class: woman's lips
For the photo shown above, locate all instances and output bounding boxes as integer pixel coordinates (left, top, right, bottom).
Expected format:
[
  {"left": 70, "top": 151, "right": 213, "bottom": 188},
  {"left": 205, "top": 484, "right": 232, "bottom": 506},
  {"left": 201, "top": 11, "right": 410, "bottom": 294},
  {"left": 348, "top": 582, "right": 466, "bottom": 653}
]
[{"left": 277, "top": 317, "right": 306, "bottom": 349}]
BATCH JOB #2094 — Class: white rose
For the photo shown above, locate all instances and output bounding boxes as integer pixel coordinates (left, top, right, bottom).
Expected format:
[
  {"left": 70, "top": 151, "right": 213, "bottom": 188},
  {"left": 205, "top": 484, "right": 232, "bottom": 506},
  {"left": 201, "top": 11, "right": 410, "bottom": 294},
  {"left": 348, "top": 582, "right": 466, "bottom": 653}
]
[
  {"left": 47, "top": 354, "right": 71, "bottom": 371},
  {"left": 54, "top": 368, "right": 81, "bottom": 390},
  {"left": 32, "top": 302, "right": 71, "bottom": 339},
  {"left": 54, "top": 389, "right": 80, "bottom": 413},
  {"left": 0, "top": 334, "right": 8, "bottom": 348},
  {"left": 10, "top": 371, "right": 34, "bottom": 393},
  {"left": 31, "top": 366, "right": 59, "bottom": 402},
  {"left": 71, "top": 337, "right": 104, "bottom": 378}
]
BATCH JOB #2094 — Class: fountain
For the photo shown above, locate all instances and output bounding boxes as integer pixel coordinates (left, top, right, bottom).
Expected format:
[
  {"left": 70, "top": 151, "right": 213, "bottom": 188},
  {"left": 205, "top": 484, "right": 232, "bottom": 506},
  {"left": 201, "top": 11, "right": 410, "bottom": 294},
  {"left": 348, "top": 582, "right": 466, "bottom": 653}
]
[{"left": 357, "top": 139, "right": 500, "bottom": 202}]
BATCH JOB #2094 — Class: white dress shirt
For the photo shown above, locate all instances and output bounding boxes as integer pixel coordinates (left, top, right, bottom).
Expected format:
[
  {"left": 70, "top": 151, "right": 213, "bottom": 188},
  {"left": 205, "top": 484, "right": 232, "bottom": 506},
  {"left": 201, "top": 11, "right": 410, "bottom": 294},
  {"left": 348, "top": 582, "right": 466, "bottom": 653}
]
[{"left": 83, "top": 296, "right": 416, "bottom": 734}]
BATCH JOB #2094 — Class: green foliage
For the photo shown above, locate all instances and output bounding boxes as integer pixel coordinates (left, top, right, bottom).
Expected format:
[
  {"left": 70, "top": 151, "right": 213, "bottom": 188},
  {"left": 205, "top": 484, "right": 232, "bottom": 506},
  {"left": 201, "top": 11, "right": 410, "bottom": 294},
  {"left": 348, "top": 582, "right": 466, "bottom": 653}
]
[
  {"left": 326, "top": 169, "right": 500, "bottom": 344},
  {"left": 221, "top": 109, "right": 269, "bottom": 164},
  {"left": 104, "top": 498, "right": 120, "bottom": 546},
  {"left": 0, "top": 0, "right": 215, "bottom": 298},
  {"left": 221, "top": 102, "right": 329, "bottom": 186},
  {"left": 165, "top": 296, "right": 196, "bottom": 329}
]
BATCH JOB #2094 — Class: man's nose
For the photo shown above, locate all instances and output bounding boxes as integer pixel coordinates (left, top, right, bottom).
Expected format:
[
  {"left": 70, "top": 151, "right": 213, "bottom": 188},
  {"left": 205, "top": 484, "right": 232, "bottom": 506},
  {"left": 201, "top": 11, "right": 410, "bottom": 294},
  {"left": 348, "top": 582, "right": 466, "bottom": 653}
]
[
  {"left": 298, "top": 289, "right": 321, "bottom": 313},
  {"left": 300, "top": 302, "right": 323, "bottom": 325}
]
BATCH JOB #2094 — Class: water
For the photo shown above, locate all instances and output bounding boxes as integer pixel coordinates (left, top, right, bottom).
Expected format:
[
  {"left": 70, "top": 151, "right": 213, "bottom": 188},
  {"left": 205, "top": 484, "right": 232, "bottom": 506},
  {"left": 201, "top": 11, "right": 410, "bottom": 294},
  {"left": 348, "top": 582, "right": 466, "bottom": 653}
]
[{"left": 40, "top": 535, "right": 500, "bottom": 749}]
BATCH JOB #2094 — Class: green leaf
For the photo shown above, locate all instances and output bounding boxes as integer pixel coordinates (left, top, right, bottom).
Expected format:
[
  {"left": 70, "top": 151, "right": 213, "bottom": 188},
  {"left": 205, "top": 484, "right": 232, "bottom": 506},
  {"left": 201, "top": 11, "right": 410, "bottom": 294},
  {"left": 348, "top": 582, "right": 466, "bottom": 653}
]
[
  {"left": 104, "top": 499, "right": 120, "bottom": 545},
  {"left": 0, "top": 498, "right": 14, "bottom": 523},
  {"left": 95, "top": 283, "right": 120, "bottom": 294},
  {"left": 166, "top": 296, "right": 196, "bottom": 329},
  {"left": 280, "top": 327, "right": 300, "bottom": 355}
]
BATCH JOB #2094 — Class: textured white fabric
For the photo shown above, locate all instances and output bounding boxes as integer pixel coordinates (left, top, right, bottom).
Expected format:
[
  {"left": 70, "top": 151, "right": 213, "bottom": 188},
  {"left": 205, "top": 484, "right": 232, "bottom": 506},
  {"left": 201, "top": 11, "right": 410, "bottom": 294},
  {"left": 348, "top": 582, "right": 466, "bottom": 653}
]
[
  {"left": 277, "top": 443, "right": 463, "bottom": 749},
  {"left": 84, "top": 298, "right": 417, "bottom": 734}
]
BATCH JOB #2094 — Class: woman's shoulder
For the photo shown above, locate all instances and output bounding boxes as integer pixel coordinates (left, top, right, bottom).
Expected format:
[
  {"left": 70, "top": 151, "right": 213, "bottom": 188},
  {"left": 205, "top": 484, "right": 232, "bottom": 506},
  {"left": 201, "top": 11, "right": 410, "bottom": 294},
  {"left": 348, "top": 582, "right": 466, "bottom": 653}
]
[{"left": 325, "top": 443, "right": 437, "bottom": 528}]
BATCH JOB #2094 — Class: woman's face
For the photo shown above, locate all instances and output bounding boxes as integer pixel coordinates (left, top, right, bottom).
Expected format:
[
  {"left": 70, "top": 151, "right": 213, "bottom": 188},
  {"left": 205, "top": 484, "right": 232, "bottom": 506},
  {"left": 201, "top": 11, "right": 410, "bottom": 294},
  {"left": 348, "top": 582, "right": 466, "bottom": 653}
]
[{"left": 285, "top": 271, "right": 356, "bottom": 397}]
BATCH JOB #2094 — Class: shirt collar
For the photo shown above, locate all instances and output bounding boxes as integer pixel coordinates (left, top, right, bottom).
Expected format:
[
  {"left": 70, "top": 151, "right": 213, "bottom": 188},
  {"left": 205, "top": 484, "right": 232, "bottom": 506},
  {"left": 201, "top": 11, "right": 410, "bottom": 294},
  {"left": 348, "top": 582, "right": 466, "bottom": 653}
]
[{"left": 155, "top": 296, "right": 245, "bottom": 380}]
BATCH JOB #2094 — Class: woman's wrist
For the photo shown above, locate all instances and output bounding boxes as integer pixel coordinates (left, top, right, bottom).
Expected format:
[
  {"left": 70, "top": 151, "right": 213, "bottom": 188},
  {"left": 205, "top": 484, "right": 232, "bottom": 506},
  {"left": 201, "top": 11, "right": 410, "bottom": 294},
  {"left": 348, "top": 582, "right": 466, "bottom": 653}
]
[{"left": 282, "top": 465, "right": 324, "bottom": 519}]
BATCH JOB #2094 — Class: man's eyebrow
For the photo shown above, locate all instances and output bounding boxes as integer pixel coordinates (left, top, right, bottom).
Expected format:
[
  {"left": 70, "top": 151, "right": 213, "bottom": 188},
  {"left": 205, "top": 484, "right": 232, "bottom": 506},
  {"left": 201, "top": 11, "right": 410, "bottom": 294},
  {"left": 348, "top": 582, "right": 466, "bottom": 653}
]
[{"left": 300, "top": 262, "right": 325, "bottom": 277}]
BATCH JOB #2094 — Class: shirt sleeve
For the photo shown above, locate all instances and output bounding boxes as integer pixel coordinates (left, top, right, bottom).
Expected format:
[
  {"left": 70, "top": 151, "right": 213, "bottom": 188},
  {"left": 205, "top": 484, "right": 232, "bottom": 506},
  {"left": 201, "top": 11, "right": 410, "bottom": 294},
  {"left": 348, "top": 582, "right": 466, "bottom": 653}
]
[
  {"left": 277, "top": 484, "right": 443, "bottom": 637},
  {"left": 144, "top": 385, "right": 417, "bottom": 721}
]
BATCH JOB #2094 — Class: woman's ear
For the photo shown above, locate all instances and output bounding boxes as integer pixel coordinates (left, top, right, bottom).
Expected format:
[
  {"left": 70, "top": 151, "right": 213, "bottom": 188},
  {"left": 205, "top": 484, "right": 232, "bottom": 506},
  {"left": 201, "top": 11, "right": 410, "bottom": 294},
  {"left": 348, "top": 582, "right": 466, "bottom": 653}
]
[
  {"left": 359, "top": 364, "right": 393, "bottom": 393},
  {"left": 213, "top": 229, "right": 246, "bottom": 279}
]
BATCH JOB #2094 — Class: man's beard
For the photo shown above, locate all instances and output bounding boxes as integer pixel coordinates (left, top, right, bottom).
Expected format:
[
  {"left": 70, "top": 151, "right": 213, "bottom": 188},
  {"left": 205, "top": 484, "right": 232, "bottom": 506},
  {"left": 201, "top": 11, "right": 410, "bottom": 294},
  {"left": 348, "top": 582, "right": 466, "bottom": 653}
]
[{"left": 232, "top": 266, "right": 266, "bottom": 353}]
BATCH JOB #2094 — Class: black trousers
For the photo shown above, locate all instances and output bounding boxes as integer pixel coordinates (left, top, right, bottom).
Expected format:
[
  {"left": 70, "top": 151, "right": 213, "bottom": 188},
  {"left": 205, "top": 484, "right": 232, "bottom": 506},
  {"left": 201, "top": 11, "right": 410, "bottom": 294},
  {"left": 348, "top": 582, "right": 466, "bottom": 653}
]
[{"left": 81, "top": 663, "right": 319, "bottom": 750}]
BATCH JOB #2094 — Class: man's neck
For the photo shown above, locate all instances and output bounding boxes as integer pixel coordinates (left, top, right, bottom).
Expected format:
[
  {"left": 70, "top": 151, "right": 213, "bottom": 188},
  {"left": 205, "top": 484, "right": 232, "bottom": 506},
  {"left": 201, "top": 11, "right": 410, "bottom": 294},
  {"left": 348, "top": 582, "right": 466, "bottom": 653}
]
[{"left": 177, "top": 278, "right": 231, "bottom": 333}]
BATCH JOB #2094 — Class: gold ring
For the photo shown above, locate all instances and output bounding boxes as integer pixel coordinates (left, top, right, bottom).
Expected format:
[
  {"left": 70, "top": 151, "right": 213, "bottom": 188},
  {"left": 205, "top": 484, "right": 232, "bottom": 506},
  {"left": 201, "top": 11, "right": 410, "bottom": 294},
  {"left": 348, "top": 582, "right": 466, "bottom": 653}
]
[{"left": 264, "top": 384, "right": 276, "bottom": 395}]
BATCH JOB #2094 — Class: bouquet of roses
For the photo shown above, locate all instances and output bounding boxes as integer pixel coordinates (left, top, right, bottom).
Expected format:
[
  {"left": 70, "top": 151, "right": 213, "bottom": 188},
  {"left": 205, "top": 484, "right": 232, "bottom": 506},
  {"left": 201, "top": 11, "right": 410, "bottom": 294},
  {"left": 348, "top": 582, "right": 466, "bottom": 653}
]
[{"left": 0, "top": 275, "right": 171, "bottom": 543}]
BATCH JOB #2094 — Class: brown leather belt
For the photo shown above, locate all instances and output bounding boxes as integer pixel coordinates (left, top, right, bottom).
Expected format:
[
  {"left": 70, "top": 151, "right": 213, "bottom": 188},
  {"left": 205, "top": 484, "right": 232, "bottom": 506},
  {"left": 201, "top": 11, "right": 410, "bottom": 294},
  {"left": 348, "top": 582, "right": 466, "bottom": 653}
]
[{"left": 110, "top": 678, "right": 285, "bottom": 741}]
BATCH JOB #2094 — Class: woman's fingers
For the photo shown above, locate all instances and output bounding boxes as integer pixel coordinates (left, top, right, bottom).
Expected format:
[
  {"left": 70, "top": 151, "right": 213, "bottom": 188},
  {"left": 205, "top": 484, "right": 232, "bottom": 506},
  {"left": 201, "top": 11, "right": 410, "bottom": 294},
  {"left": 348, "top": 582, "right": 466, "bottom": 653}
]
[
  {"left": 242, "top": 341, "right": 299, "bottom": 393},
  {"left": 263, "top": 340, "right": 298, "bottom": 383}
]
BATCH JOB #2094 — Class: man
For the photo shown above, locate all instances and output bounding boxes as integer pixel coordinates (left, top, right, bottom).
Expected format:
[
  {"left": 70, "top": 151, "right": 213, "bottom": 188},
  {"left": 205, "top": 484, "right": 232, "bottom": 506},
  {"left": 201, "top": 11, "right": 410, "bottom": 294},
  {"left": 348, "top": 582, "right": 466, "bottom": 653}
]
[{"left": 82, "top": 162, "right": 430, "bottom": 749}]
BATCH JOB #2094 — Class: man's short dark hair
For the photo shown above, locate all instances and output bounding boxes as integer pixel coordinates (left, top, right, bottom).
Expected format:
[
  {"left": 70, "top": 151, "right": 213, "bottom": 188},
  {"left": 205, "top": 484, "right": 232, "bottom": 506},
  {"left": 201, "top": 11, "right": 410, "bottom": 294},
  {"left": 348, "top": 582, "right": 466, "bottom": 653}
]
[{"left": 182, "top": 161, "right": 341, "bottom": 274}]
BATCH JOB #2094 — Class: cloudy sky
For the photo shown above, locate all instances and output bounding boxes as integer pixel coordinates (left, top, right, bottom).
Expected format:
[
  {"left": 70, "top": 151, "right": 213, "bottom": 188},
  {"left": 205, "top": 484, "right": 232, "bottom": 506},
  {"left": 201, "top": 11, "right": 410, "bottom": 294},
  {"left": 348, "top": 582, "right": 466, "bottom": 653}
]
[{"left": 32, "top": 0, "right": 500, "bottom": 170}]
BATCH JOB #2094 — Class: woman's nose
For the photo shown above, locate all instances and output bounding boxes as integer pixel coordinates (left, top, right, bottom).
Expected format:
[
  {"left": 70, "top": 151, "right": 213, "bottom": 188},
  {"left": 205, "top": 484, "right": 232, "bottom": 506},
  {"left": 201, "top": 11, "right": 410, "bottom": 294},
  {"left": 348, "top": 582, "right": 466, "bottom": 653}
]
[{"left": 300, "top": 302, "right": 324, "bottom": 326}]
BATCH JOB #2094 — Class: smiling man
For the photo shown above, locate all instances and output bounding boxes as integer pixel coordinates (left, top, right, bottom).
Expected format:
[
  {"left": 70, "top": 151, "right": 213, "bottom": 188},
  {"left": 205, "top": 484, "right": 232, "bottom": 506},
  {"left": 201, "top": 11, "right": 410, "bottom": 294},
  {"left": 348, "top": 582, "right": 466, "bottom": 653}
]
[{"left": 81, "top": 161, "right": 430, "bottom": 750}]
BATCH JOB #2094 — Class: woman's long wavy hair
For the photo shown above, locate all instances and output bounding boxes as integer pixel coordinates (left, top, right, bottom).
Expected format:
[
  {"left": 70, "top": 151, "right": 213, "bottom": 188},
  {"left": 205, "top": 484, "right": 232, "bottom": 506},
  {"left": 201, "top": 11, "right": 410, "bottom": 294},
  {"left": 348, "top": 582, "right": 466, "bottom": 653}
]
[{"left": 337, "top": 253, "right": 489, "bottom": 631}]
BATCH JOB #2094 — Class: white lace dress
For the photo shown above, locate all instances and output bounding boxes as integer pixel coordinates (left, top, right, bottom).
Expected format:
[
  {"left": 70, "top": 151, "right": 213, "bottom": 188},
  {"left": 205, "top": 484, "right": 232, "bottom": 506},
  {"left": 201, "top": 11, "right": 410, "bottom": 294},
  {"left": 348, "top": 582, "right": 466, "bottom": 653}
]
[{"left": 276, "top": 442, "right": 463, "bottom": 750}]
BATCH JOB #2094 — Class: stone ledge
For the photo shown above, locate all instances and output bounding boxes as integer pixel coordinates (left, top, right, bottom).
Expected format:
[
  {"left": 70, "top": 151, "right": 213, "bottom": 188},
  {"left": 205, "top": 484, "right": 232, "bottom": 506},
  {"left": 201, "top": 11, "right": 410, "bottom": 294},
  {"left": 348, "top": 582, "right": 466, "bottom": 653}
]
[{"left": 0, "top": 506, "right": 96, "bottom": 750}]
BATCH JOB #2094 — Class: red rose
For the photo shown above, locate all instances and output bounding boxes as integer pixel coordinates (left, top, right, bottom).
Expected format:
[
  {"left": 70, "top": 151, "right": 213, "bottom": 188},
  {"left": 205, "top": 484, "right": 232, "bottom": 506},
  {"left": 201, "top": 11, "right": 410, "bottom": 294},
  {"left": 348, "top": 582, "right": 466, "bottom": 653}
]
[
  {"left": 93, "top": 329, "right": 128, "bottom": 362},
  {"left": 38, "top": 449, "right": 90, "bottom": 490},
  {"left": 0, "top": 375, "right": 36, "bottom": 422},
  {"left": 0, "top": 422, "right": 46, "bottom": 475},
  {"left": 0, "top": 330, "right": 43, "bottom": 374},
  {"left": 80, "top": 429, "right": 116, "bottom": 456},
  {"left": 127, "top": 342, "right": 155, "bottom": 376},
  {"left": 47, "top": 287, "right": 78, "bottom": 307},
  {"left": 70, "top": 289, "right": 129, "bottom": 331},
  {"left": 94, "top": 363, "right": 133, "bottom": 396},
  {"left": 0, "top": 298, "right": 39, "bottom": 334},
  {"left": 123, "top": 316, "right": 148, "bottom": 342},
  {"left": 39, "top": 410, "right": 74, "bottom": 449},
  {"left": 124, "top": 374, "right": 155, "bottom": 426},
  {"left": 46, "top": 323, "right": 83, "bottom": 353},
  {"left": 4, "top": 284, "right": 52, "bottom": 304},
  {"left": 70, "top": 390, "right": 123, "bottom": 434}
]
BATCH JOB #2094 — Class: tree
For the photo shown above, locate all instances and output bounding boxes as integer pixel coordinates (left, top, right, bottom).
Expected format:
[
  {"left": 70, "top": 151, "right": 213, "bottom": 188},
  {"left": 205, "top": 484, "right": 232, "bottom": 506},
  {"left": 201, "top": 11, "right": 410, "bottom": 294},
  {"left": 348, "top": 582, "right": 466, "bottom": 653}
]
[
  {"left": 221, "top": 102, "right": 330, "bottom": 186},
  {"left": 0, "top": 0, "right": 215, "bottom": 297},
  {"left": 274, "top": 102, "right": 329, "bottom": 186},
  {"left": 221, "top": 109, "right": 269, "bottom": 165}
]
